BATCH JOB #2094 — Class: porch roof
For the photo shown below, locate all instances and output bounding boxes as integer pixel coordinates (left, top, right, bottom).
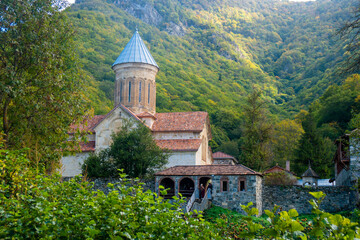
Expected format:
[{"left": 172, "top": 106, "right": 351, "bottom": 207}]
[{"left": 155, "top": 165, "right": 262, "bottom": 176}]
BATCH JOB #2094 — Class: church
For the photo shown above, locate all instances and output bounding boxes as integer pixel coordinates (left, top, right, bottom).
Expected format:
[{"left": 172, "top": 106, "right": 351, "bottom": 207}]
[{"left": 61, "top": 30, "right": 213, "bottom": 177}]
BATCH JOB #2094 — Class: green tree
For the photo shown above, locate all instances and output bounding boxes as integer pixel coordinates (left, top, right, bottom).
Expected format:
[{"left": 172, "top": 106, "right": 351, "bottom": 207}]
[
  {"left": 0, "top": 0, "right": 88, "bottom": 170},
  {"left": 339, "top": 3, "right": 360, "bottom": 74},
  {"left": 294, "top": 111, "right": 335, "bottom": 178},
  {"left": 240, "top": 88, "right": 273, "bottom": 171},
  {"left": 271, "top": 119, "right": 304, "bottom": 168},
  {"left": 0, "top": 144, "right": 221, "bottom": 239},
  {"left": 83, "top": 120, "right": 169, "bottom": 178}
]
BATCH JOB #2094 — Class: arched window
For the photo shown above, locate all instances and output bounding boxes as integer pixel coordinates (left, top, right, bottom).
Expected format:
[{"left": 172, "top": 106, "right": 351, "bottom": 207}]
[
  {"left": 179, "top": 177, "right": 195, "bottom": 198},
  {"left": 128, "top": 81, "right": 131, "bottom": 102},
  {"left": 148, "top": 83, "right": 150, "bottom": 104},
  {"left": 159, "top": 177, "right": 175, "bottom": 199},
  {"left": 139, "top": 81, "right": 142, "bottom": 102}
]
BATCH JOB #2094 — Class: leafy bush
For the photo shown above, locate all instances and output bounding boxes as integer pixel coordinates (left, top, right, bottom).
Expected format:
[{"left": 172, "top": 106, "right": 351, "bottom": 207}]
[
  {"left": 208, "top": 192, "right": 360, "bottom": 239},
  {"left": 264, "top": 171, "right": 297, "bottom": 186},
  {"left": 83, "top": 120, "right": 169, "bottom": 179},
  {"left": 0, "top": 148, "right": 220, "bottom": 239}
]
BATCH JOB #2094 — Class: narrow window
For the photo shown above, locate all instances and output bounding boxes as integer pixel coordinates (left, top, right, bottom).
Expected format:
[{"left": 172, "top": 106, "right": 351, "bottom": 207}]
[
  {"left": 240, "top": 181, "right": 245, "bottom": 191},
  {"left": 148, "top": 83, "right": 150, "bottom": 104},
  {"left": 139, "top": 82, "right": 142, "bottom": 102},
  {"left": 222, "top": 181, "right": 228, "bottom": 192},
  {"left": 128, "top": 81, "right": 131, "bottom": 102},
  {"left": 221, "top": 177, "right": 229, "bottom": 192},
  {"left": 238, "top": 177, "right": 246, "bottom": 192},
  {"left": 120, "top": 82, "right": 122, "bottom": 102}
]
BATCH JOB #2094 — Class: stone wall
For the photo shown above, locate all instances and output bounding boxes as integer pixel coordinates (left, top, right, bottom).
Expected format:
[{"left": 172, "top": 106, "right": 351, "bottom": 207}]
[
  {"left": 62, "top": 177, "right": 155, "bottom": 194},
  {"left": 263, "top": 185, "right": 357, "bottom": 215},
  {"left": 212, "top": 175, "right": 262, "bottom": 216}
]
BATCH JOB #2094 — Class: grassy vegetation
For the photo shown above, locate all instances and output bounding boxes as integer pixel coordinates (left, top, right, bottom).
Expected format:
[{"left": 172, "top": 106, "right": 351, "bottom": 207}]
[{"left": 204, "top": 204, "right": 360, "bottom": 238}]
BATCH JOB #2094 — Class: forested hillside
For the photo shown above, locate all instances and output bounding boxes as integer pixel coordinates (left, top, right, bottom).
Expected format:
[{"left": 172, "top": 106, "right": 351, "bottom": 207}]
[{"left": 65, "top": 0, "right": 360, "bottom": 176}]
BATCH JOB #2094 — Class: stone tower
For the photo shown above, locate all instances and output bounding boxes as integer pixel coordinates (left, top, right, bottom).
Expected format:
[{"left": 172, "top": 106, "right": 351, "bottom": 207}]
[{"left": 112, "top": 30, "right": 159, "bottom": 115}]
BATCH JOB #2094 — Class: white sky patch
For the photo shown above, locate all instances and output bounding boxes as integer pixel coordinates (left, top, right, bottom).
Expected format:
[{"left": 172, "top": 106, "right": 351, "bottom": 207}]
[{"left": 66, "top": 0, "right": 76, "bottom": 4}]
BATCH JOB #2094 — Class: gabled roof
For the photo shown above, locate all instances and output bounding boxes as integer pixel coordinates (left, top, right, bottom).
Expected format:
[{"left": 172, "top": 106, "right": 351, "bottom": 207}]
[
  {"left": 69, "top": 104, "right": 143, "bottom": 134},
  {"left": 155, "top": 165, "right": 262, "bottom": 176},
  {"left": 112, "top": 30, "right": 159, "bottom": 68},
  {"left": 92, "top": 104, "right": 143, "bottom": 130},
  {"left": 152, "top": 112, "right": 209, "bottom": 133},
  {"left": 213, "top": 151, "right": 236, "bottom": 160},
  {"left": 69, "top": 115, "right": 105, "bottom": 134},
  {"left": 137, "top": 112, "right": 156, "bottom": 119},
  {"left": 155, "top": 139, "right": 202, "bottom": 152},
  {"left": 302, "top": 167, "right": 320, "bottom": 178},
  {"left": 264, "top": 165, "right": 296, "bottom": 176},
  {"left": 80, "top": 141, "right": 95, "bottom": 152}
]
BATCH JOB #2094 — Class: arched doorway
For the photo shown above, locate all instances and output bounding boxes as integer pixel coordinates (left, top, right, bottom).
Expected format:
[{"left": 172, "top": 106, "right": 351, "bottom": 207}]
[
  {"left": 179, "top": 177, "right": 195, "bottom": 198},
  {"left": 159, "top": 177, "right": 175, "bottom": 199},
  {"left": 199, "top": 176, "right": 211, "bottom": 199}
]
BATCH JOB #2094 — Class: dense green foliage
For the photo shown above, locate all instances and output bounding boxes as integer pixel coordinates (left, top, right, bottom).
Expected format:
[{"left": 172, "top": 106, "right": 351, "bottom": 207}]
[
  {"left": 61, "top": 0, "right": 360, "bottom": 174},
  {"left": 0, "top": 0, "right": 90, "bottom": 170},
  {"left": 1, "top": 142, "right": 360, "bottom": 239},
  {"left": 205, "top": 193, "right": 360, "bottom": 239},
  {"left": 83, "top": 120, "right": 169, "bottom": 178},
  {"left": 0, "top": 147, "right": 220, "bottom": 239},
  {"left": 294, "top": 111, "right": 335, "bottom": 177},
  {"left": 240, "top": 88, "right": 273, "bottom": 171},
  {"left": 65, "top": 0, "right": 358, "bottom": 114}
]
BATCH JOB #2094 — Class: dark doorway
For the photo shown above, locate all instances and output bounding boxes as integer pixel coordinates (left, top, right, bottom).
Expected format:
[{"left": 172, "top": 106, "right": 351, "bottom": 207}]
[
  {"left": 179, "top": 177, "right": 195, "bottom": 198},
  {"left": 159, "top": 178, "right": 175, "bottom": 199},
  {"left": 199, "top": 176, "right": 211, "bottom": 199}
]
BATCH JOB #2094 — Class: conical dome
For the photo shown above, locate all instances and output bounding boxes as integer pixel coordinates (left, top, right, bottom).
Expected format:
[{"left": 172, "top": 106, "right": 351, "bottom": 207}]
[{"left": 112, "top": 30, "right": 159, "bottom": 68}]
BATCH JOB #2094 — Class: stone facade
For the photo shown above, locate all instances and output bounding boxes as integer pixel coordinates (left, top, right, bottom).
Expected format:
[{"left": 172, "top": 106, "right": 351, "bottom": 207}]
[
  {"left": 263, "top": 186, "right": 357, "bottom": 214},
  {"left": 63, "top": 177, "right": 155, "bottom": 194},
  {"left": 212, "top": 175, "right": 262, "bottom": 215},
  {"left": 113, "top": 62, "right": 158, "bottom": 115},
  {"left": 155, "top": 165, "right": 263, "bottom": 216}
]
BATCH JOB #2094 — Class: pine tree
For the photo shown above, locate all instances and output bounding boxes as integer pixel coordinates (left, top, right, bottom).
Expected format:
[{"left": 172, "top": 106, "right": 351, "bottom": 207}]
[{"left": 294, "top": 111, "right": 334, "bottom": 178}]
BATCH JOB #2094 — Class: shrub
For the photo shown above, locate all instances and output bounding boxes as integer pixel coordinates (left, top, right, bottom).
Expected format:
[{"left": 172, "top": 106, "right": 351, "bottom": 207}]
[
  {"left": 264, "top": 171, "right": 297, "bottom": 186},
  {"left": 83, "top": 120, "right": 169, "bottom": 179},
  {"left": 0, "top": 148, "right": 221, "bottom": 239}
]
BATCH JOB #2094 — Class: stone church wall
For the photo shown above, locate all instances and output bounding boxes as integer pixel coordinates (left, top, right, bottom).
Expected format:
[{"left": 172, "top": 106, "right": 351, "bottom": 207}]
[
  {"left": 167, "top": 151, "right": 197, "bottom": 167},
  {"left": 61, "top": 152, "right": 90, "bottom": 177},
  {"left": 263, "top": 185, "right": 357, "bottom": 215}
]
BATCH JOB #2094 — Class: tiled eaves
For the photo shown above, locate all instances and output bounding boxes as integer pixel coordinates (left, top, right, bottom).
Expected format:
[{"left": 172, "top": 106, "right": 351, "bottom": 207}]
[{"left": 155, "top": 165, "right": 263, "bottom": 177}]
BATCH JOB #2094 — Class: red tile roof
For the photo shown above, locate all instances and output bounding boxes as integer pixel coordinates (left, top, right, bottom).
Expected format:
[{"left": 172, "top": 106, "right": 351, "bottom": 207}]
[
  {"left": 152, "top": 112, "right": 208, "bottom": 132},
  {"left": 263, "top": 165, "right": 296, "bottom": 176},
  {"left": 69, "top": 115, "right": 105, "bottom": 133},
  {"left": 80, "top": 141, "right": 95, "bottom": 152},
  {"left": 137, "top": 112, "right": 156, "bottom": 119},
  {"left": 69, "top": 104, "right": 145, "bottom": 134},
  {"left": 155, "top": 139, "right": 202, "bottom": 152},
  {"left": 155, "top": 165, "right": 262, "bottom": 176},
  {"left": 213, "top": 151, "right": 236, "bottom": 160}
]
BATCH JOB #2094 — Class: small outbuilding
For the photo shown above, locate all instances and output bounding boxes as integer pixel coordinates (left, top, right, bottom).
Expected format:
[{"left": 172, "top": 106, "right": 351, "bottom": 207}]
[
  {"left": 212, "top": 152, "right": 237, "bottom": 165},
  {"left": 155, "top": 165, "right": 263, "bottom": 214},
  {"left": 263, "top": 162, "right": 297, "bottom": 186},
  {"left": 301, "top": 164, "right": 320, "bottom": 187}
]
